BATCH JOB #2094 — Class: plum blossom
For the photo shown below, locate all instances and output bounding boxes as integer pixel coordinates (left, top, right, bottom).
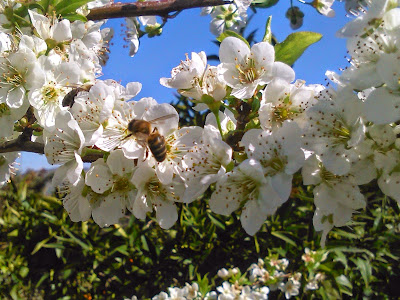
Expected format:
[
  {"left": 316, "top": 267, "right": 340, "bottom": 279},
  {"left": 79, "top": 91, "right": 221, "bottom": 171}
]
[
  {"left": 0, "top": 49, "right": 44, "bottom": 108},
  {"left": 218, "top": 37, "right": 295, "bottom": 99},
  {"left": 302, "top": 154, "right": 375, "bottom": 246},
  {"left": 0, "top": 151, "right": 19, "bottom": 187},
  {"left": 44, "top": 110, "right": 85, "bottom": 186},
  {"left": 28, "top": 10, "right": 72, "bottom": 48},
  {"left": 210, "top": 158, "right": 282, "bottom": 235},
  {"left": 0, "top": 100, "right": 29, "bottom": 138},
  {"left": 125, "top": 17, "right": 140, "bottom": 57},
  {"left": 312, "top": 0, "right": 335, "bottom": 17},
  {"left": 85, "top": 150, "right": 137, "bottom": 227},
  {"left": 242, "top": 121, "right": 305, "bottom": 204},
  {"left": 61, "top": 175, "right": 92, "bottom": 222},
  {"left": 152, "top": 125, "right": 202, "bottom": 185},
  {"left": 29, "top": 59, "right": 81, "bottom": 129},
  {"left": 208, "top": 4, "right": 247, "bottom": 36},
  {"left": 259, "top": 79, "right": 321, "bottom": 131},
  {"left": 70, "top": 80, "right": 118, "bottom": 146},
  {"left": 336, "top": 0, "right": 393, "bottom": 38},
  {"left": 160, "top": 51, "right": 207, "bottom": 92},
  {"left": 131, "top": 164, "right": 185, "bottom": 229},
  {"left": 302, "top": 87, "right": 366, "bottom": 176},
  {"left": 180, "top": 125, "right": 232, "bottom": 202}
]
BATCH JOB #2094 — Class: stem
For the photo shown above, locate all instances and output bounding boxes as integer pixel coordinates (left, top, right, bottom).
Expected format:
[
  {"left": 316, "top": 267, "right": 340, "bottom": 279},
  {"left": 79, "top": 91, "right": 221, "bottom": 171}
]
[
  {"left": 81, "top": 147, "right": 106, "bottom": 162},
  {"left": 87, "top": 0, "right": 232, "bottom": 20},
  {"left": 213, "top": 110, "right": 224, "bottom": 137}
]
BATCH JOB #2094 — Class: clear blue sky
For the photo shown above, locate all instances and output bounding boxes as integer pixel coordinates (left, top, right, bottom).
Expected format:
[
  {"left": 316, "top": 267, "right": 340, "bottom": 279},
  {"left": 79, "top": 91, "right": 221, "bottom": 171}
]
[{"left": 19, "top": 0, "right": 350, "bottom": 172}]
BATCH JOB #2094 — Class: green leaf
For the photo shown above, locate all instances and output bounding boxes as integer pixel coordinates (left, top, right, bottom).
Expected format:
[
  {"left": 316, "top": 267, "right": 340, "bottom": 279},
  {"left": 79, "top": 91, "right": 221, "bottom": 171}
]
[
  {"left": 63, "top": 13, "right": 88, "bottom": 22},
  {"left": 38, "top": 0, "right": 52, "bottom": 12},
  {"left": 328, "top": 246, "right": 375, "bottom": 259},
  {"left": 31, "top": 237, "right": 52, "bottom": 255},
  {"left": 271, "top": 231, "right": 297, "bottom": 247},
  {"left": 252, "top": 0, "right": 279, "bottom": 8},
  {"left": 262, "top": 16, "right": 272, "bottom": 43},
  {"left": 335, "top": 275, "right": 353, "bottom": 296},
  {"left": 275, "top": 31, "right": 322, "bottom": 66},
  {"left": 62, "top": 228, "right": 91, "bottom": 251},
  {"left": 251, "top": 97, "right": 260, "bottom": 112},
  {"left": 10, "top": 285, "right": 19, "bottom": 300},
  {"left": 55, "top": 0, "right": 92, "bottom": 15},
  {"left": 35, "top": 273, "right": 49, "bottom": 289},
  {"left": 351, "top": 258, "right": 372, "bottom": 288},
  {"left": 208, "top": 213, "right": 226, "bottom": 230},
  {"left": 19, "top": 266, "right": 29, "bottom": 278},
  {"left": 42, "top": 243, "right": 66, "bottom": 250},
  {"left": 28, "top": 3, "right": 46, "bottom": 13},
  {"left": 7, "top": 229, "right": 18, "bottom": 237},
  {"left": 216, "top": 30, "right": 250, "bottom": 49},
  {"left": 332, "top": 250, "right": 348, "bottom": 268}
]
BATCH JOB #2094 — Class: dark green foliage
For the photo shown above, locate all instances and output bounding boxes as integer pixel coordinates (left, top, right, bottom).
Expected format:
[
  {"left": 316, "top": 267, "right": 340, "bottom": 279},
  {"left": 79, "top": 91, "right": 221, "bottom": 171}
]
[{"left": 1, "top": 170, "right": 400, "bottom": 299}]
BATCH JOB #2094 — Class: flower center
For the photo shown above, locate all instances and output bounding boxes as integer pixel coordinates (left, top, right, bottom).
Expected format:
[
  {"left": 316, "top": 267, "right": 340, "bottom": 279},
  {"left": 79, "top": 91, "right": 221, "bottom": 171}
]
[
  {"left": 330, "top": 119, "right": 351, "bottom": 146},
  {"left": 41, "top": 82, "right": 62, "bottom": 104},
  {"left": 165, "top": 134, "right": 177, "bottom": 159},
  {"left": 319, "top": 164, "right": 340, "bottom": 184},
  {"left": 236, "top": 58, "right": 259, "bottom": 84},
  {"left": 0, "top": 155, "right": 6, "bottom": 167},
  {"left": 0, "top": 103, "right": 10, "bottom": 117},
  {"left": 113, "top": 175, "right": 134, "bottom": 193},
  {"left": 1, "top": 67, "right": 25, "bottom": 88},
  {"left": 272, "top": 95, "right": 302, "bottom": 125},
  {"left": 261, "top": 150, "right": 287, "bottom": 176}
]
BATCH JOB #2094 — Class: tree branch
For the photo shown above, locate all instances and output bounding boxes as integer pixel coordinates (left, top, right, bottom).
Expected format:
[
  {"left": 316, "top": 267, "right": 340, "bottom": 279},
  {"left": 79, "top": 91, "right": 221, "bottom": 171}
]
[
  {"left": 0, "top": 139, "right": 103, "bottom": 163},
  {"left": 87, "top": 0, "right": 232, "bottom": 20},
  {"left": 0, "top": 138, "right": 44, "bottom": 155}
]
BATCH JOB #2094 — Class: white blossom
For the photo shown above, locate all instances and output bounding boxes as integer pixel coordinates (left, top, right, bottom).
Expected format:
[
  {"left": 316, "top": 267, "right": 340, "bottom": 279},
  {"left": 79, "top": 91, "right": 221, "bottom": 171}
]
[
  {"left": 44, "top": 110, "right": 85, "bottom": 186},
  {"left": 0, "top": 151, "right": 19, "bottom": 187},
  {"left": 181, "top": 125, "right": 232, "bottom": 202},
  {"left": 218, "top": 37, "right": 295, "bottom": 99},
  {"left": 85, "top": 149, "right": 137, "bottom": 227},
  {"left": 131, "top": 164, "right": 184, "bottom": 229}
]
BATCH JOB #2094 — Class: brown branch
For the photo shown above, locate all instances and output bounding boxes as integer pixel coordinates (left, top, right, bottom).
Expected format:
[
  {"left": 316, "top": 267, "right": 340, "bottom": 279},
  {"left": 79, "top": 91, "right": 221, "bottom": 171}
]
[
  {"left": 0, "top": 139, "right": 103, "bottom": 163},
  {"left": 87, "top": 0, "right": 232, "bottom": 20},
  {"left": 0, "top": 138, "right": 44, "bottom": 154}
]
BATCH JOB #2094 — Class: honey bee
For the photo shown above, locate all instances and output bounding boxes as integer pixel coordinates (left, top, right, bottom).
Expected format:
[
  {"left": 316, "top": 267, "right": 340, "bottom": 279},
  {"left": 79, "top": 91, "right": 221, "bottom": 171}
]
[
  {"left": 127, "top": 114, "right": 176, "bottom": 162},
  {"left": 62, "top": 84, "right": 92, "bottom": 108}
]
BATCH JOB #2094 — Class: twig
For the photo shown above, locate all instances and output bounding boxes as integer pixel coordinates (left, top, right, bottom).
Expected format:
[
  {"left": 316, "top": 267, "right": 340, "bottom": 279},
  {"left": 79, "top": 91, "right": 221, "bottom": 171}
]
[
  {"left": 0, "top": 139, "right": 103, "bottom": 163},
  {"left": 0, "top": 139, "right": 44, "bottom": 154},
  {"left": 87, "top": 0, "right": 232, "bottom": 20}
]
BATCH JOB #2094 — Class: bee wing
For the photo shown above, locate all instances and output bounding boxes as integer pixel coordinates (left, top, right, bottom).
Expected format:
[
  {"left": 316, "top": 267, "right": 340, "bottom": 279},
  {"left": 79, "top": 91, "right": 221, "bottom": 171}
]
[
  {"left": 143, "top": 104, "right": 179, "bottom": 135},
  {"left": 148, "top": 114, "right": 178, "bottom": 125}
]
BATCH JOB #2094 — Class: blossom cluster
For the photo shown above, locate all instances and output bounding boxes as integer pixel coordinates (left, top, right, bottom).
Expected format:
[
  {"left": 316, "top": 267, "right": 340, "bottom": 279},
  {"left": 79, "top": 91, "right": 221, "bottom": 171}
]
[
  {"left": 158, "top": 0, "right": 400, "bottom": 245},
  {"left": 1, "top": 0, "right": 400, "bottom": 248},
  {"left": 127, "top": 248, "right": 328, "bottom": 299}
]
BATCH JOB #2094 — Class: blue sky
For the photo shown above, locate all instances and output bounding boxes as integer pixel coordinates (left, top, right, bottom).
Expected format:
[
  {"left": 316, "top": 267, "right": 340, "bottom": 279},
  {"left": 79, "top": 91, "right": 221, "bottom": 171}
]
[{"left": 19, "top": 0, "right": 351, "bottom": 171}]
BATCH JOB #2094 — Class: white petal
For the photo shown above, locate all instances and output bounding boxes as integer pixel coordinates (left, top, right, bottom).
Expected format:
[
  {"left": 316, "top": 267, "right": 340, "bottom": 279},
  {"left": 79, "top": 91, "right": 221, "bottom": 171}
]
[
  {"left": 52, "top": 19, "right": 72, "bottom": 42},
  {"left": 270, "top": 172, "right": 293, "bottom": 204},
  {"left": 364, "top": 88, "right": 400, "bottom": 124},
  {"left": 153, "top": 198, "right": 178, "bottom": 229},
  {"left": 272, "top": 62, "right": 295, "bottom": 83},
  {"left": 240, "top": 199, "right": 268, "bottom": 236},
  {"left": 219, "top": 37, "right": 250, "bottom": 64},
  {"left": 92, "top": 193, "right": 126, "bottom": 227},
  {"left": 85, "top": 159, "right": 113, "bottom": 194}
]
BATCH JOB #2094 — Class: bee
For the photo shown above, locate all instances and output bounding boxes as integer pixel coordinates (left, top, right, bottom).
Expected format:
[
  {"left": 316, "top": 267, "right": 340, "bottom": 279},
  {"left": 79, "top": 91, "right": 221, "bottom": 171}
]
[
  {"left": 62, "top": 84, "right": 92, "bottom": 108},
  {"left": 127, "top": 114, "right": 176, "bottom": 162}
]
